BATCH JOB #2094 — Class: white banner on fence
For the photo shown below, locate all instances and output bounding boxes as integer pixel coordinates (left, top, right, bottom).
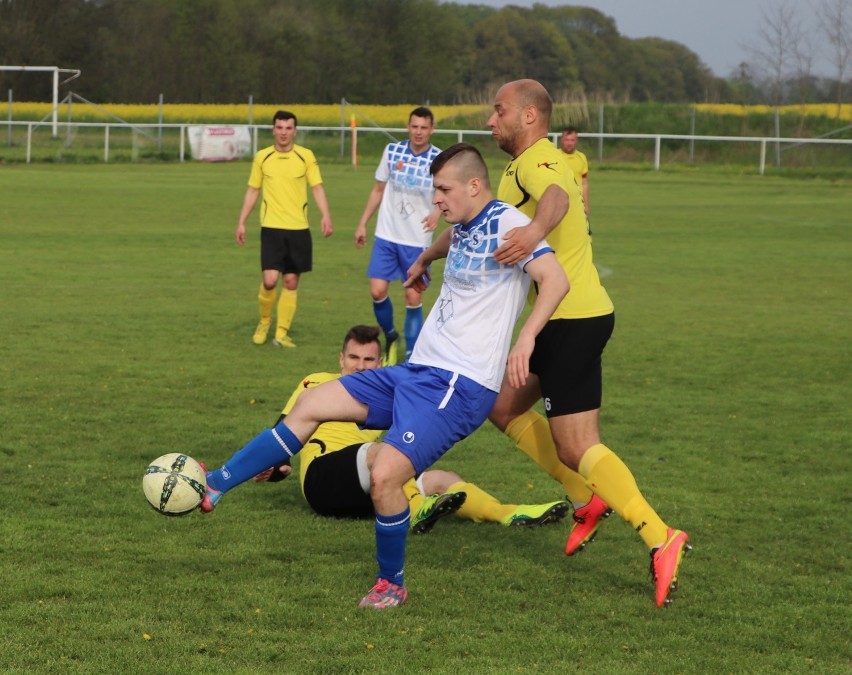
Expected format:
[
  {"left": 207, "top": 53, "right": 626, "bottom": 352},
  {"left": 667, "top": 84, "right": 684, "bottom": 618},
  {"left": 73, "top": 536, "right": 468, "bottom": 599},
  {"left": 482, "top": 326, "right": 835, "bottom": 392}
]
[{"left": 187, "top": 125, "right": 252, "bottom": 161}]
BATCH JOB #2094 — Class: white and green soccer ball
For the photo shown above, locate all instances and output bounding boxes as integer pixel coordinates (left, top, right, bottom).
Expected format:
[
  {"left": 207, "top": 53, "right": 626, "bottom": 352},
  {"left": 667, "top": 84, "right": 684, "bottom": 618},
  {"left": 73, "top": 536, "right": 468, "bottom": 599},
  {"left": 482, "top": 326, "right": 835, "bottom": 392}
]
[{"left": 143, "top": 453, "right": 207, "bottom": 516}]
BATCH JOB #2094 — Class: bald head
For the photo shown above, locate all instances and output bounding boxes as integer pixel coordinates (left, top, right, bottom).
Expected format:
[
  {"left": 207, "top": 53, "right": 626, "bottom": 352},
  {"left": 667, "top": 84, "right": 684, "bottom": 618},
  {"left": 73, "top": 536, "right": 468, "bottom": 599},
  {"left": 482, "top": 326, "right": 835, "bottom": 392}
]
[
  {"left": 507, "top": 79, "right": 553, "bottom": 125},
  {"left": 488, "top": 79, "right": 553, "bottom": 157}
]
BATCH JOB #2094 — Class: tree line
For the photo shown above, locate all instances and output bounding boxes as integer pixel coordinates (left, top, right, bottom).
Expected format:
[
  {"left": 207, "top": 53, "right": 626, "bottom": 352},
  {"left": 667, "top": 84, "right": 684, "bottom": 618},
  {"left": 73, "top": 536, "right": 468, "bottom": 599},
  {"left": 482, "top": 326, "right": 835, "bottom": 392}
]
[{"left": 0, "top": 0, "right": 847, "bottom": 106}]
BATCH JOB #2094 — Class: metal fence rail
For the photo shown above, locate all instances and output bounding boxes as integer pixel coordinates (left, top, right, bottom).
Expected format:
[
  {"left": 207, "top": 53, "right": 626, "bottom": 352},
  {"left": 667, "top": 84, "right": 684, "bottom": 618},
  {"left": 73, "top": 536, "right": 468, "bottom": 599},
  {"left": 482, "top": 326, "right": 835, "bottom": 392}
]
[{"left": 4, "top": 120, "right": 851, "bottom": 175}]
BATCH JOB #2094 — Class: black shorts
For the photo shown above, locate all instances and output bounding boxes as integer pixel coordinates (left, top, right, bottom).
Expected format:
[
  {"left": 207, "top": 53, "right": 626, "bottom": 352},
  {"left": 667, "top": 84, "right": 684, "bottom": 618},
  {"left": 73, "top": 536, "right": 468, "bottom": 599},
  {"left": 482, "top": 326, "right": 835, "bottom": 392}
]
[
  {"left": 302, "top": 443, "right": 374, "bottom": 519},
  {"left": 260, "top": 227, "right": 313, "bottom": 274},
  {"left": 529, "top": 313, "right": 615, "bottom": 417}
]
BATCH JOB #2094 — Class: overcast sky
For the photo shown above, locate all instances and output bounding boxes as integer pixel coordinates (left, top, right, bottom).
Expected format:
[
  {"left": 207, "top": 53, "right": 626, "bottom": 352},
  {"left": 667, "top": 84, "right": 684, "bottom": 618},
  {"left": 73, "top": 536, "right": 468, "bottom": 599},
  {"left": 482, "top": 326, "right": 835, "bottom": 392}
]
[{"left": 450, "top": 0, "right": 837, "bottom": 78}]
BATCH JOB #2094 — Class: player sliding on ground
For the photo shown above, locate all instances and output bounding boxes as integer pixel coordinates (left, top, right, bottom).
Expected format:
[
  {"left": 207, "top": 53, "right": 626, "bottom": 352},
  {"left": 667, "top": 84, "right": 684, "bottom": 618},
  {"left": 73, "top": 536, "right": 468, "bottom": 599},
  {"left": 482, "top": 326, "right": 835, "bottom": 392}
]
[
  {"left": 200, "top": 143, "right": 570, "bottom": 609},
  {"left": 253, "top": 324, "right": 571, "bottom": 531}
]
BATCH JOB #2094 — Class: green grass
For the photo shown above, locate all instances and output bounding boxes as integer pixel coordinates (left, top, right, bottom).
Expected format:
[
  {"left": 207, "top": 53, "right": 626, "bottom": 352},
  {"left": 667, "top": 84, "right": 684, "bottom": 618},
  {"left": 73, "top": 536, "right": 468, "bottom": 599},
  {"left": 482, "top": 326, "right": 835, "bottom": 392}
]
[{"left": 0, "top": 163, "right": 850, "bottom": 673}]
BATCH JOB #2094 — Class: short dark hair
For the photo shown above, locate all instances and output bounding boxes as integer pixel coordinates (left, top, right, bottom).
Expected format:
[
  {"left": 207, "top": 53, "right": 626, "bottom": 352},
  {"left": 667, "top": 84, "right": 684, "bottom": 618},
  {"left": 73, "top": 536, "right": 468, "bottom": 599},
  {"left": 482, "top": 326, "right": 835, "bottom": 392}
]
[
  {"left": 342, "top": 325, "right": 382, "bottom": 353},
  {"left": 429, "top": 142, "right": 488, "bottom": 180},
  {"left": 273, "top": 110, "right": 298, "bottom": 126},
  {"left": 562, "top": 126, "right": 578, "bottom": 134},
  {"left": 409, "top": 106, "right": 434, "bottom": 124}
]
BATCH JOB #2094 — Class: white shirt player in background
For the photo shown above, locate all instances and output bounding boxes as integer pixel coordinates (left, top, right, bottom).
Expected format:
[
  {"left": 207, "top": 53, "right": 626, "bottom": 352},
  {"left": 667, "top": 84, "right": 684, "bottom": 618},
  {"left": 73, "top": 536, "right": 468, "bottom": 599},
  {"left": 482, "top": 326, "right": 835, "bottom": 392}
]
[
  {"left": 199, "top": 143, "right": 569, "bottom": 610},
  {"left": 354, "top": 107, "right": 442, "bottom": 362}
]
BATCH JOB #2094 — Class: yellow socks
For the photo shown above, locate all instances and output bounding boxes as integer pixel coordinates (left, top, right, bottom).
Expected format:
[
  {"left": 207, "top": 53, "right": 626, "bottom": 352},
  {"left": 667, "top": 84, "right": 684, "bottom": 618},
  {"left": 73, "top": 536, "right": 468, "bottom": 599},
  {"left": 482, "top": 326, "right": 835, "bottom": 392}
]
[
  {"left": 257, "top": 283, "right": 276, "bottom": 324},
  {"left": 447, "top": 480, "right": 513, "bottom": 523},
  {"left": 407, "top": 480, "right": 512, "bottom": 523},
  {"left": 276, "top": 288, "right": 297, "bottom": 337},
  {"left": 403, "top": 479, "right": 424, "bottom": 514},
  {"left": 257, "top": 284, "right": 297, "bottom": 337},
  {"left": 579, "top": 443, "right": 668, "bottom": 549},
  {"left": 504, "top": 409, "right": 593, "bottom": 506}
]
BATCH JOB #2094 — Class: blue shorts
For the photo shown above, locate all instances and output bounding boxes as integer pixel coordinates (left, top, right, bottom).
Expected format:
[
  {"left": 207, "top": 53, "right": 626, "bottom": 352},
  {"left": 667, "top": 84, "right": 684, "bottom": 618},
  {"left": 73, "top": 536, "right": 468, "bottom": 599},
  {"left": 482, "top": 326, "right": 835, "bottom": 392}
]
[
  {"left": 339, "top": 363, "right": 496, "bottom": 475},
  {"left": 367, "top": 237, "right": 430, "bottom": 287}
]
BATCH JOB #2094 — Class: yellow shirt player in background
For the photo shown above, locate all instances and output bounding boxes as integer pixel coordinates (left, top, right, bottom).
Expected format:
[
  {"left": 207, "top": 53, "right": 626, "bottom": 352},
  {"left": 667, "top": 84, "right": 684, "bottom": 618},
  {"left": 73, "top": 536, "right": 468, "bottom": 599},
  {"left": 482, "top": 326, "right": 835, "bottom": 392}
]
[
  {"left": 560, "top": 126, "right": 590, "bottom": 218},
  {"left": 235, "top": 110, "right": 333, "bottom": 349},
  {"left": 254, "top": 325, "right": 570, "bottom": 532}
]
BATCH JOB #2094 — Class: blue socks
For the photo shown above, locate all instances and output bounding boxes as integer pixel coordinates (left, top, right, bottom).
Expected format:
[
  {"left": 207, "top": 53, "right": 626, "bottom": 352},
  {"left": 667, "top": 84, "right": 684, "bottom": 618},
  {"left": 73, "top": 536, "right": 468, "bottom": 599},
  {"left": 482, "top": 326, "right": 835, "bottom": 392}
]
[
  {"left": 404, "top": 305, "right": 423, "bottom": 359},
  {"left": 207, "top": 421, "right": 303, "bottom": 493},
  {"left": 375, "top": 507, "right": 410, "bottom": 586},
  {"left": 373, "top": 296, "right": 397, "bottom": 339},
  {"left": 375, "top": 297, "right": 422, "bottom": 358}
]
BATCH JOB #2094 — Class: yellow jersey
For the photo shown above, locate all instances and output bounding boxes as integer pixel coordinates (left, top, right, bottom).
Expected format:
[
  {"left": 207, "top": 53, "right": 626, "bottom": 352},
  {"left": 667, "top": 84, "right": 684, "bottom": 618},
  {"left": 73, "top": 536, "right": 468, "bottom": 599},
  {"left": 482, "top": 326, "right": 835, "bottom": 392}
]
[
  {"left": 562, "top": 148, "right": 589, "bottom": 182},
  {"left": 248, "top": 143, "right": 323, "bottom": 230},
  {"left": 281, "top": 372, "right": 381, "bottom": 492},
  {"left": 498, "top": 138, "right": 612, "bottom": 319}
]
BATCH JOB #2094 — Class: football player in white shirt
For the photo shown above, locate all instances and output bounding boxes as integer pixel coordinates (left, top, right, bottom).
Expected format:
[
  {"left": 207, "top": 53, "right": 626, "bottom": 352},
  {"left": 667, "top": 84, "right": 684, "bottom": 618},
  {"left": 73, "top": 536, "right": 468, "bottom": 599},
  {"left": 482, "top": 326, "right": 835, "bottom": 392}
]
[
  {"left": 354, "top": 107, "right": 442, "bottom": 361},
  {"left": 200, "top": 143, "right": 569, "bottom": 611}
]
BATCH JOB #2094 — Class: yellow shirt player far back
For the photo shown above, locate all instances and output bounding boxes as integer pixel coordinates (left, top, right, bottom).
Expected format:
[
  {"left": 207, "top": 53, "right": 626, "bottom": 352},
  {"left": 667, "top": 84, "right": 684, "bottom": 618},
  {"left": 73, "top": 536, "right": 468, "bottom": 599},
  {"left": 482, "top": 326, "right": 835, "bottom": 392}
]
[
  {"left": 248, "top": 144, "right": 324, "bottom": 230},
  {"left": 498, "top": 138, "right": 612, "bottom": 320},
  {"left": 562, "top": 148, "right": 589, "bottom": 184}
]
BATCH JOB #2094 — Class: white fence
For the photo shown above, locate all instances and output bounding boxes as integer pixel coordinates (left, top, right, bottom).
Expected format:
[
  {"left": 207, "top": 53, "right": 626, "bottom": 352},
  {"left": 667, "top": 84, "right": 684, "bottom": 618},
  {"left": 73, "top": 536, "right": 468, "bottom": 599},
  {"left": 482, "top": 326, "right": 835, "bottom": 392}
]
[{"left": 4, "top": 120, "right": 851, "bottom": 175}]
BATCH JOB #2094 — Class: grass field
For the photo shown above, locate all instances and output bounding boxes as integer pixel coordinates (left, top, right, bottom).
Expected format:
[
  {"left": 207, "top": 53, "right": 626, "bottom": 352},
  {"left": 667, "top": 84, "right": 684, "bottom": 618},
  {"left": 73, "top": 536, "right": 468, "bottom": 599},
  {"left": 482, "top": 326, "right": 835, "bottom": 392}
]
[{"left": 0, "top": 162, "right": 849, "bottom": 673}]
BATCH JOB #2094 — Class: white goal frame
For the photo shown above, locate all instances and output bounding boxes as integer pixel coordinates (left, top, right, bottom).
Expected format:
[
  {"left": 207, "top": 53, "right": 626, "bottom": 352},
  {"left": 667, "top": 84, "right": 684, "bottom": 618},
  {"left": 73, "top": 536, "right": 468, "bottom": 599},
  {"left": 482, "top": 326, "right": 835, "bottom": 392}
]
[{"left": 0, "top": 65, "right": 81, "bottom": 136}]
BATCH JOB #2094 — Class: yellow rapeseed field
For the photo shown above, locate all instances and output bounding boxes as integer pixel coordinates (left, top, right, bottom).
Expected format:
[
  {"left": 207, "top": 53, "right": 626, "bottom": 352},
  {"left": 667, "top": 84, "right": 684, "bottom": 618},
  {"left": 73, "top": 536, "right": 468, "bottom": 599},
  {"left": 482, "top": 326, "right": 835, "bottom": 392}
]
[
  {"left": 695, "top": 103, "right": 852, "bottom": 121},
  {"left": 8, "top": 101, "right": 487, "bottom": 126},
  {"left": 11, "top": 101, "right": 850, "bottom": 126}
]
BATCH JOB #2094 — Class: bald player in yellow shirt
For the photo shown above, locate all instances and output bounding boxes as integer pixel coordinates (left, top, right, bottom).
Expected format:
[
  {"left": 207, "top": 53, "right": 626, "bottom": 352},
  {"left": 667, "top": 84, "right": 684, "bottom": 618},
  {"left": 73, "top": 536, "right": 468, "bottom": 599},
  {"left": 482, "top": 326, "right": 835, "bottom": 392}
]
[
  {"left": 486, "top": 79, "right": 690, "bottom": 608},
  {"left": 236, "top": 110, "right": 333, "bottom": 349}
]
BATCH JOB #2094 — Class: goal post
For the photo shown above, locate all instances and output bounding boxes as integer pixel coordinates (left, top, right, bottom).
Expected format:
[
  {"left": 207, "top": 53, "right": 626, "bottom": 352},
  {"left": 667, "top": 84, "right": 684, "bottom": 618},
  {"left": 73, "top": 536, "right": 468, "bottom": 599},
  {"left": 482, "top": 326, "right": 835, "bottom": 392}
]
[{"left": 0, "top": 65, "right": 81, "bottom": 137}]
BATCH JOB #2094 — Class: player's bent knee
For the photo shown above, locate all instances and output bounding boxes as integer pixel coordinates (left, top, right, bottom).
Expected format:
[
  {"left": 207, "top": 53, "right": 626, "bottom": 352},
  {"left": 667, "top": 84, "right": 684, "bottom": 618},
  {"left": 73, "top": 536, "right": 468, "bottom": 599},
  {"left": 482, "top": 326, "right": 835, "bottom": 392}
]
[
  {"left": 488, "top": 406, "right": 512, "bottom": 432},
  {"left": 369, "top": 469, "right": 405, "bottom": 507}
]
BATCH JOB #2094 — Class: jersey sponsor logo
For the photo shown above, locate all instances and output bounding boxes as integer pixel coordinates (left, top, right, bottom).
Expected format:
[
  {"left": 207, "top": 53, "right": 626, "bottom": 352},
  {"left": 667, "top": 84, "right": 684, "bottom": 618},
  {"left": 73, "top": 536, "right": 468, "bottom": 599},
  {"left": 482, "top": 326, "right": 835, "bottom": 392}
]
[
  {"left": 537, "top": 161, "right": 559, "bottom": 171},
  {"left": 456, "top": 226, "right": 484, "bottom": 250},
  {"left": 402, "top": 431, "right": 416, "bottom": 444}
]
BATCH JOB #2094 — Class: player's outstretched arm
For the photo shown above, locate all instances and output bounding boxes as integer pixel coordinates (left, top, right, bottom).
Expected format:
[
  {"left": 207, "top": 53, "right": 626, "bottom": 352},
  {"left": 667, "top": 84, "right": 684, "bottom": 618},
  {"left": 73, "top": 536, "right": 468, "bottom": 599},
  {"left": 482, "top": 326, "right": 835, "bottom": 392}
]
[
  {"left": 494, "top": 184, "right": 569, "bottom": 265},
  {"left": 403, "top": 227, "right": 452, "bottom": 291},
  {"left": 505, "top": 252, "right": 569, "bottom": 388}
]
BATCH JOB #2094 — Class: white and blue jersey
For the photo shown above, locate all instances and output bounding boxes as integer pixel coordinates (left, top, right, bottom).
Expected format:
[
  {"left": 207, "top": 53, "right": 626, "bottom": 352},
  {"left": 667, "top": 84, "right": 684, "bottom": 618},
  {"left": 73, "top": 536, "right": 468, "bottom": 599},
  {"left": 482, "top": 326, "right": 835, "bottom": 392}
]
[
  {"left": 340, "top": 199, "right": 553, "bottom": 474},
  {"left": 410, "top": 200, "right": 553, "bottom": 392},
  {"left": 374, "top": 140, "right": 441, "bottom": 248}
]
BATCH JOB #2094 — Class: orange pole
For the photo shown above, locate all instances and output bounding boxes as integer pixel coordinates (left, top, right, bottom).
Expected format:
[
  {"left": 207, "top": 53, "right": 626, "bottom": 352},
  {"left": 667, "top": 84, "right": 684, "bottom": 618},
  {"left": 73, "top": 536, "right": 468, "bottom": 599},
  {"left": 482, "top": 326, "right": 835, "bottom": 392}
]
[{"left": 350, "top": 115, "right": 357, "bottom": 169}]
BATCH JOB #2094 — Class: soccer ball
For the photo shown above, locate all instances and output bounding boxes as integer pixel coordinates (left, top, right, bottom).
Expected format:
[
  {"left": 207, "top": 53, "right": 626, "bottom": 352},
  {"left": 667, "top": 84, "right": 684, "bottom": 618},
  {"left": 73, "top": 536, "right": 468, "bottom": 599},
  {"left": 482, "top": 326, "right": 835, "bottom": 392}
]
[{"left": 142, "top": 453, "right": 207, "bottom": 516}]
